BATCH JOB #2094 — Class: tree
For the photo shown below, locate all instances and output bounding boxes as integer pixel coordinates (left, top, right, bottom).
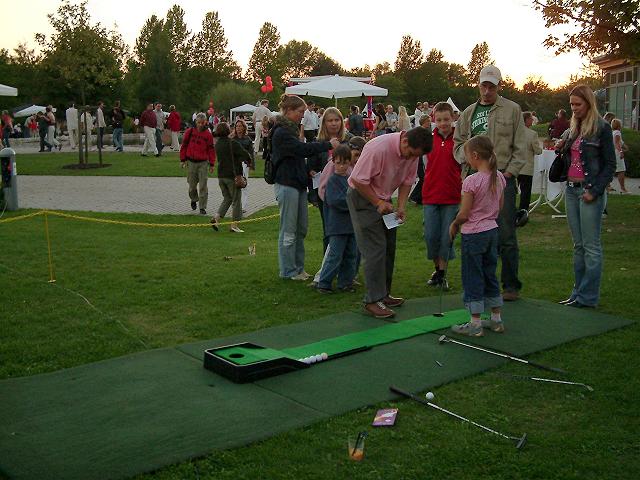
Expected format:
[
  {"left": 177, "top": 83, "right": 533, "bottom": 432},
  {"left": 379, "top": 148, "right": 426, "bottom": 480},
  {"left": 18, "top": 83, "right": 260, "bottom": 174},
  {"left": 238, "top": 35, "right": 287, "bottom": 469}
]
[
  {"left": 247, "top": 22, "right": 282, "bottom": 83},
  {"left": 135, "top": 16, "right": 176, "bottom": 107},
  {"left": 192, "top": 11, "right": 241, "bottom": 78},
  {"left": 447, "top": 63, "right": 470, "bottom": 88},
  {"left": 372, "top": 62, "right": 392, "bottom": 81},
  {"left": 533, "top": 0, "right": 640, "bottom": 60},
  {"left": 425, "top": 49, "right": 444, "bottom": 64},
  {"left": 467, "top": 42, "right": 493, "bottom": 83},
  {"left": 309, "top": 52, "right": 344, "bottom": 77},
  {"left": 280, "top": 40, "right": 319, "bottom": 80},
  {"left": 163, "top": 5, "right": 192, "bottom": 71},
  {"left": 36, "top": 0, "right": 127, "bottom": 106},
  {"left": 522, "top": 76, "right": 550, "bottom": 96},
  {"left": 394, "top": 35, "right": 423, "bottom": 79},
  {"left": 205, "top": 81, "right": 261, "bottom": 116}
]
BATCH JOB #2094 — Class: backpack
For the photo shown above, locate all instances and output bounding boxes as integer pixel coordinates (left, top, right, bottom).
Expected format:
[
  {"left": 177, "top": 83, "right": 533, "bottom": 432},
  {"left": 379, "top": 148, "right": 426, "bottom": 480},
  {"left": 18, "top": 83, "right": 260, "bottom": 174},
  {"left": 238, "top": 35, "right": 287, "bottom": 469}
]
[{"left": 263, "top": 125, "right": 278, "bottom": 185}]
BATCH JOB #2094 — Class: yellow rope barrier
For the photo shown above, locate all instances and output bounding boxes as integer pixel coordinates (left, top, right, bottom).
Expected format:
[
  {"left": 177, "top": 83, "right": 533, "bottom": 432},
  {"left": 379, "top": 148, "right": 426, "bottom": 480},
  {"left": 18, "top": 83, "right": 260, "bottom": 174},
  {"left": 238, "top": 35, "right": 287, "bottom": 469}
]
[{"left": 0, "top": 209, "right": 281, "bottom": 228}]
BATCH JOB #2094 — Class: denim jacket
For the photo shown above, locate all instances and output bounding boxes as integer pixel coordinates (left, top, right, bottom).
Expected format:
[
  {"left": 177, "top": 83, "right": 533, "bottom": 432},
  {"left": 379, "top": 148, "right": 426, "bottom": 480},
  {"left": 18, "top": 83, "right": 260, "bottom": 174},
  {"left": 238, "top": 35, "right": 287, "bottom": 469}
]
[{"left": 560, "top": 118, "right": 616, "bottom": 198}]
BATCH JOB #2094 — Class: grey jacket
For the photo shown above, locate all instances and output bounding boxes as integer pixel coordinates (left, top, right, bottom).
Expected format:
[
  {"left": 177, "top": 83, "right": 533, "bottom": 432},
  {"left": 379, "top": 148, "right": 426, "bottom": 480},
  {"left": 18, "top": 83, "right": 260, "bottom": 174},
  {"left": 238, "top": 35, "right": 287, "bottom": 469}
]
[
  {"left": 454, "top": 95, "right": 527, "bottom": 177},
  {"left": 521, "top": 127, "right": 543, "bottom": 176}
]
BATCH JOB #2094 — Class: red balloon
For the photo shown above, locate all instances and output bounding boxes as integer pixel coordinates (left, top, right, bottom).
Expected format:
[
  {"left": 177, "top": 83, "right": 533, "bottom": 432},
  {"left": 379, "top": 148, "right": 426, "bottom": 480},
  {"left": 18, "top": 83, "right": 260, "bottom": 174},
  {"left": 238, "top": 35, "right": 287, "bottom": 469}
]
[
  {"left": 261, "top": 85, "right": 268, "bottom": 93},
  {"left": 266, "top": 85, "right": 274, "bottom": 92},
  {"left": 265, "top": 76, "right": 272, "bottom": 83}
]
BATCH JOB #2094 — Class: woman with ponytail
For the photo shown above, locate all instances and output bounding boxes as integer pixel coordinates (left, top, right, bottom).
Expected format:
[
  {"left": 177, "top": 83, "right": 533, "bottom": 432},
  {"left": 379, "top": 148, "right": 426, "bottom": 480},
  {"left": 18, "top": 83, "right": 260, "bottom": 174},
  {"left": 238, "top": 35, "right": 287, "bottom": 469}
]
[
  {"left": 449, "top": 135, "right": 506, "bottom": 337},
  {"left": 271, "top": 94, "right": 339, "bottom": 280}
]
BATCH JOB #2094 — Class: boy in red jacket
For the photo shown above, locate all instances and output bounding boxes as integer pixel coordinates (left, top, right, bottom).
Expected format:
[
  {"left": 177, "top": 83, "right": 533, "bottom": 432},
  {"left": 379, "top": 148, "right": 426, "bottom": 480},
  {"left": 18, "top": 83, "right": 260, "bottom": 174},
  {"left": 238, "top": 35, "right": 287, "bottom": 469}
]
[
  {"left": 422, "top": 102, "right": 461, "bottom": 290},
  {"left": 180, "top": 113, "right": 216, "bottom": 215}
]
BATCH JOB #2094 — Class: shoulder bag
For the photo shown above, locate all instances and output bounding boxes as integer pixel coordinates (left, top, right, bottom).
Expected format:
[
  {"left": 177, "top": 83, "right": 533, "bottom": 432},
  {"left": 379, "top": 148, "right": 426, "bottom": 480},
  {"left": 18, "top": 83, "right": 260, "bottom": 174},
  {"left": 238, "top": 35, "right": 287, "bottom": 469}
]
[{"left": 230, "top": 140, "right": 247, "bottom": 189}]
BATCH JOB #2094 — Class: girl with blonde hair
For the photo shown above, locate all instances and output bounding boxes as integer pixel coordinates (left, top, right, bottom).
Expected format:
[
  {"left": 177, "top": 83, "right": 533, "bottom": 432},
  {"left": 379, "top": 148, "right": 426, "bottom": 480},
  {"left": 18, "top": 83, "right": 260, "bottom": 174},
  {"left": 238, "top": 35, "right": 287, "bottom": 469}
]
[{"left": 397, "top": 106, "right": 412, "bottom": 131}]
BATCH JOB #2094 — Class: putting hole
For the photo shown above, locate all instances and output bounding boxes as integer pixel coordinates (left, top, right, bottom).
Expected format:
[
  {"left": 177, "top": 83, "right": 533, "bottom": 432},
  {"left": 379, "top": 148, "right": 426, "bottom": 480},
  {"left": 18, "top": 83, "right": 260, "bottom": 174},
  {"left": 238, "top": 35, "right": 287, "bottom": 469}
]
[{"left": 229, "top": 353, "right": 244, "bottom": 358}]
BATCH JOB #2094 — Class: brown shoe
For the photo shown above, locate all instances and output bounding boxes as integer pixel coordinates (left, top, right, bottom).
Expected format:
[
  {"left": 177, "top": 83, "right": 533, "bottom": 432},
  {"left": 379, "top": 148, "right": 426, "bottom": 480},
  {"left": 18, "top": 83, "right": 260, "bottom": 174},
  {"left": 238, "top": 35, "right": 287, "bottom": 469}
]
[
  {"left": 383, "top": 295, "right": 405, "bottom": 307},
  {"left": 364, "top": 301, "right": 395, "bottom": 319},
  {"left": 502, "top": 291, "right": 520, "bottom": 301}
]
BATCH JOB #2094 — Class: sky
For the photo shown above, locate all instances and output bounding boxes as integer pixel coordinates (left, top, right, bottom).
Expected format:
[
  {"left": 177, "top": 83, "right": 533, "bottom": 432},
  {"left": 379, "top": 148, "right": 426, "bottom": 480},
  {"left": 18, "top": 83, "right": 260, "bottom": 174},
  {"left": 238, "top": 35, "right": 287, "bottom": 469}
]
[{"left": 1, "top": 0, "right": 589, "bottom": 88}]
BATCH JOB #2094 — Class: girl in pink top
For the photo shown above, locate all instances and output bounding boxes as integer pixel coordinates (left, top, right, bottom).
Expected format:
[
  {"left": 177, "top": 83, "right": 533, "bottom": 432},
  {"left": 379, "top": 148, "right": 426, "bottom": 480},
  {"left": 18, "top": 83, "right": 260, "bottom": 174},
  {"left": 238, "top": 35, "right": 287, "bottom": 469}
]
[{"left": 449, "top": 136, "right": 506, "bottom": 337}]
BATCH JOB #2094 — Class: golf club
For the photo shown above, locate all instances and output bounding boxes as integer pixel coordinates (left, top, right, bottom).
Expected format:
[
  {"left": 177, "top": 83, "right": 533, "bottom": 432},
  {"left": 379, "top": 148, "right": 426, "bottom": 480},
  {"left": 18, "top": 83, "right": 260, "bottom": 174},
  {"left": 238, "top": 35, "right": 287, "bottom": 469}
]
[
  {"left": 434, "top": 239, "right": 454, "bottom": 317},
  {"left": 389, "top": 385, "right": 527, "bottom": 449},
  {"left": 493, "top": 372, "right": 593, "bottom": 391},
  {"left": 438, "top": 335, "right": 567, "bottom": 374}
]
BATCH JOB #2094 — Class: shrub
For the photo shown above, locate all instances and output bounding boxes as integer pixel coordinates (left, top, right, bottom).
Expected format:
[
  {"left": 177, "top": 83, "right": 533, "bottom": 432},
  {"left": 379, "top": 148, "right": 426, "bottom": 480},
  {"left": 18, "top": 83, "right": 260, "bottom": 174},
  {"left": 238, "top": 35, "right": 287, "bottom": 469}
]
[{"left": 622, "top": 128, "right": 640, "bottom": 178}]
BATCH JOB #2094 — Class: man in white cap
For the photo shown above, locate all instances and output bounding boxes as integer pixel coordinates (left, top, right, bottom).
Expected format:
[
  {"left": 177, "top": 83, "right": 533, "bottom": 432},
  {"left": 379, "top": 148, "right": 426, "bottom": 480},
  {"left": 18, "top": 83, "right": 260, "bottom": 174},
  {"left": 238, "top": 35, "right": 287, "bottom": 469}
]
[{"left": 453, "top": 65, "right": 526, "bottom": 301}]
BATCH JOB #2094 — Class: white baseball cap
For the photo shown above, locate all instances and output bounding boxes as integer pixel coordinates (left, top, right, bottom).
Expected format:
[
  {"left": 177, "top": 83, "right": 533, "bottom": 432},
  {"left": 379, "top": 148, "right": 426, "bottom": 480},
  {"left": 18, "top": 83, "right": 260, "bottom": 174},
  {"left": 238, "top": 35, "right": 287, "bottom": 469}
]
[{"left": 479, "top": 65, "right": 502, "bottom": 85}]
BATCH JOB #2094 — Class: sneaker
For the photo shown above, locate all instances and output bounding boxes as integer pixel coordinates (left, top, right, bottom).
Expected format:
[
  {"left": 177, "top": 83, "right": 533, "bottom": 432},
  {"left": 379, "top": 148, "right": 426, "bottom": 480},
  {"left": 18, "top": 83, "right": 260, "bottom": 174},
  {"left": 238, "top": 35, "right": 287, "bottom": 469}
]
[
  {"left": 290, "top": 271, "right": 311, "bottom": 281},
  {"left": 351, "top": 279, "right": 362, "bottom": 287},
  {"left": 230, "top": 226, "right": 244, "bottom": 233},
  {"left": 427, "top": 270, "right": 441, "bottom": 286},
  {"left": 364, "top": 301, "right": 395, "bottom": 319},
  {"left": 191, "top": 201, "right": 197, "bottom": 211},
  {"left": 199, "top": 208, "right": 206, "bottom": 215},
  {"left": 210, "top": 215, "right": 219, "bottom": 231},
  {"left": 383, "top": 295, "right": 405, "bottom": 307},
  {"left": 340, "top": 285, "right": 356, "bottom": 293},
  {"left": 451, "top": 322, "right": 484, "bottom": 337},
  {"left": 317, "top": 287, "right": 333, "bottom": 294},
  {"left": 480, "top": 318, "right": 505, "bottom": 333}
]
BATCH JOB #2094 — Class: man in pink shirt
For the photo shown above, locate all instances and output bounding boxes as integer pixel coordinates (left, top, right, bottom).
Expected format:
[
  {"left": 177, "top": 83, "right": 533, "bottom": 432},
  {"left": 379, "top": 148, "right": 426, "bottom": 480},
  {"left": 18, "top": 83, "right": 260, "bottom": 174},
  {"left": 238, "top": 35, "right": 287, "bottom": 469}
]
[{"left": 347, "top": 127, "right": 433, "bottom": 318}]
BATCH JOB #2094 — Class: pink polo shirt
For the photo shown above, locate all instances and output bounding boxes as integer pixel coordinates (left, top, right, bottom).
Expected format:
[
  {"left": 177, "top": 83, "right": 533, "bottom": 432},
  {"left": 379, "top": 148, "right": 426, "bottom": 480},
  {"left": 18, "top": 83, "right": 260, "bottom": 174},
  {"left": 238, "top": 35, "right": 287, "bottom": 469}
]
[{"left": 348, "top": 133, "right": 419, "bottom": 200}]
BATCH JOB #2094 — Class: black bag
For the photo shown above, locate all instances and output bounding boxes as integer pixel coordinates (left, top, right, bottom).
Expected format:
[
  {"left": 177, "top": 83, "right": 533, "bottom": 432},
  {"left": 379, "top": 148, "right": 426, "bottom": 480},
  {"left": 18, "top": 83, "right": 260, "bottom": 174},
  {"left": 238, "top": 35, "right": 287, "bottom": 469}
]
[
  {"left": 548, "top": 150, "right": 568, "bottom": 183},
  {"left": 263, "top": 126, "right": 278, "bottom": 185}
]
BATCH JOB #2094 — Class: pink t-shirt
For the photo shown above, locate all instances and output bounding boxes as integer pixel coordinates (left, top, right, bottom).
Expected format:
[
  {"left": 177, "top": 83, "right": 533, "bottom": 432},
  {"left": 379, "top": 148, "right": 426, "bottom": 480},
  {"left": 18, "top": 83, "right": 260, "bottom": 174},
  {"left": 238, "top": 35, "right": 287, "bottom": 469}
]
[
  {"left": 461, "top": 171, "right": 506, "bottom": 235},
  {"left": 348, "top": 133, "right": 419, "bottom": 200},
  {"left": 567, "top": 136, "right": 584, "bottom": 180}
]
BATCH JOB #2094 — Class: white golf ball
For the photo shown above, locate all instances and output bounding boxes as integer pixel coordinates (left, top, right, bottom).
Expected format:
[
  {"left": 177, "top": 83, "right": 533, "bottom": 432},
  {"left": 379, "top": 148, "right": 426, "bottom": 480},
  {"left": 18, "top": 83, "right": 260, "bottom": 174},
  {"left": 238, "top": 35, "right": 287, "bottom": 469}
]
[
  {"left": 425, "top": 392, "right": 435, "bottom": 401},
  {"left": 321, "top": 352, "right": 328, "bottom": 360},
  {"left": 309, "top": 355, "right": 317, "bottom": 364},
  {"left": 315, "top": 354, "right": 323, "bottom": 362}
]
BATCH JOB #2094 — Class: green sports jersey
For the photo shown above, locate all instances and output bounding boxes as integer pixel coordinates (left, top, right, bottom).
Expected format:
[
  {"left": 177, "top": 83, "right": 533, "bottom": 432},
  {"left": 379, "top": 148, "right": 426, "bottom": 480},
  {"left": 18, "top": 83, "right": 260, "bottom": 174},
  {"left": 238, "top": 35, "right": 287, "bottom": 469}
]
[{"left": 470, "top": 103, "right": 493, "bottom": 137}]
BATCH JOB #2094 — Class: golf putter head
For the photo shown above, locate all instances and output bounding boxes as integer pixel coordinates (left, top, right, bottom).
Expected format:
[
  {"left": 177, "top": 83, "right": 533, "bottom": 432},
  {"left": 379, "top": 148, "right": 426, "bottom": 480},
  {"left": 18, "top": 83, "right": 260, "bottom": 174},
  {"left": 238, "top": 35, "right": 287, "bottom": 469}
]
[
  {"left": 433, "top": 312, "right": 444, "bottom": 317},
  {"left": 438, "top": 335, "right": 449, "bottom": 344},
  {"left": 513, "top": 433, "right": 527, "bottom": 450},
  {"left": 583, "top": 384, "right": 594, "bottom": 392}
]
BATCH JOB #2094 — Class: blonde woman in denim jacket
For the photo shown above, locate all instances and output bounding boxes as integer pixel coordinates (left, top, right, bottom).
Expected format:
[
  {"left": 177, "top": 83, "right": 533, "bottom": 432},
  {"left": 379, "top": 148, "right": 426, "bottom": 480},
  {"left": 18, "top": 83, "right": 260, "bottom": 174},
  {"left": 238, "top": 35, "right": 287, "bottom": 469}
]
[{"left": 557, "top": 85, "right": 616, "bottom": 308}]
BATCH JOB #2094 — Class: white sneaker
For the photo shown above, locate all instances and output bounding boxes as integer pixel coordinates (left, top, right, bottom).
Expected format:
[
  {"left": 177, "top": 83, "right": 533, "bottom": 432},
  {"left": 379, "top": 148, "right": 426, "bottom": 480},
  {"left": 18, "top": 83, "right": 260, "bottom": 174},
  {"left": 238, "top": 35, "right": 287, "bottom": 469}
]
[
  {"left": 230, "top": 226, "right": 244, "bottom": 233},
  {"left": 290, "top": 271, "right": 310, "bottom": 281}
]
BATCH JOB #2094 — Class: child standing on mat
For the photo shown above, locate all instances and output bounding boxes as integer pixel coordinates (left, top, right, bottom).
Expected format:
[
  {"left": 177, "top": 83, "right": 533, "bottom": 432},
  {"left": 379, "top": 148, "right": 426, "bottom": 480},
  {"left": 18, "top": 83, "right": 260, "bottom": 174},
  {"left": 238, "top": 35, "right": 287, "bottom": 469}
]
[
  {"left": 422, "top": 102, "right": 461, "bottom": 290},
  {"left": 449, "top": 136, "right": 506, "bottom": 336},
  {"left": 317, "top": 145, "right": 359, "bottom": 293}
]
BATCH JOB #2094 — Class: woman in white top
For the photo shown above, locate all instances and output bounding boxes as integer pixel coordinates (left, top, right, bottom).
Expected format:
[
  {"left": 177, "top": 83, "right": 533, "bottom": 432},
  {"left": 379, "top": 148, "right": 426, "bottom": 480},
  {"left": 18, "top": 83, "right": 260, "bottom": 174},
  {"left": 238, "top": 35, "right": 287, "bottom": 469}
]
[{"left": 611, "top": 118, "right": 628, "bottom": 194}]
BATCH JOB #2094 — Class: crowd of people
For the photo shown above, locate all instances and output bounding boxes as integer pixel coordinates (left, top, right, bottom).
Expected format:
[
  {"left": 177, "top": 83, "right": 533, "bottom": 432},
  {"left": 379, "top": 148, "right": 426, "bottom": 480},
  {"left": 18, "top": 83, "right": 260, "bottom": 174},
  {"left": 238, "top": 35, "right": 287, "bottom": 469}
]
[{"left": 265, "top": 64, "right": 616, "bottom": 335}]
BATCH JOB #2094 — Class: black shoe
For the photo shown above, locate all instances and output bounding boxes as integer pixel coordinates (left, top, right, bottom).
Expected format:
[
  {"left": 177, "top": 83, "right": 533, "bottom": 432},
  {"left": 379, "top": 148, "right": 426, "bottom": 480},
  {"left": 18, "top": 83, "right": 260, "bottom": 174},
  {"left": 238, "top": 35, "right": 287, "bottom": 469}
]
[
  {"left": 191, "top": 201, "right": 197, "bottom": 211},
  {"left": 566, "top": 299, "right": 595, "bottom": 309},
  {"left": 155, "top": 154, "right": 160, "bottom": 157},
  {"left": 558, "top": 297, "right": 574, "bottom": 305},
  {"left": 199, "top": 208, "right": 206, "bottom": 215},
  {"left": 427, "top": 270, "right": 443, "bottom": 286},
  {"left": 317, "top": 287, "right": 333, "bottom": 294},
  {"left": 515, "top": 209, "right": 529, "bottom": 227}
]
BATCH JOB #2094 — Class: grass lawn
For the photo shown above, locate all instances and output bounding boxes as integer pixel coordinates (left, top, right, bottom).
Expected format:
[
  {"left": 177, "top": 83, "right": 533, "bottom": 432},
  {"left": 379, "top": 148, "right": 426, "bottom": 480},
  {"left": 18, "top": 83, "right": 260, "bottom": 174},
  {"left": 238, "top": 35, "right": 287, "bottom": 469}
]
[
  {"left": 14, "top": 151, "right": 266, "bottom": 178},
  {"left": 1, "top": 197, "right": 639, "bottom": 479}
]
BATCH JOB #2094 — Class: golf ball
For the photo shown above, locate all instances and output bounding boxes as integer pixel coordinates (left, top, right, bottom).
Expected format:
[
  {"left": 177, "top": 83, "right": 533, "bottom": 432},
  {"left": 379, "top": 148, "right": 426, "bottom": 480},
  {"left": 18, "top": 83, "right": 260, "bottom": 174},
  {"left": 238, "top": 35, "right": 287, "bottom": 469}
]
[
  {"left": 321, "top": 352, "right": 328, "bottom": 360},
  {"left": 309, "top": 356, "right": 316, "bottom": 364},
  {"left": 425, "top": 392, "right": 435, "bottom": 401},
  {"left": 315, "top": 354, "right": 323, "bottom": 362}
]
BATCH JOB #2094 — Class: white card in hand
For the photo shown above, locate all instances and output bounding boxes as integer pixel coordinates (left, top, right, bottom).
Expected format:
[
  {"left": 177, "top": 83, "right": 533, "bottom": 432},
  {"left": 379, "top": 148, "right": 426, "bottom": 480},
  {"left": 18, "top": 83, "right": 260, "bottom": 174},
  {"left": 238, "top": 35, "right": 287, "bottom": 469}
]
[{"left": 383, "top": 212, "right": 403, "bottom": 229}]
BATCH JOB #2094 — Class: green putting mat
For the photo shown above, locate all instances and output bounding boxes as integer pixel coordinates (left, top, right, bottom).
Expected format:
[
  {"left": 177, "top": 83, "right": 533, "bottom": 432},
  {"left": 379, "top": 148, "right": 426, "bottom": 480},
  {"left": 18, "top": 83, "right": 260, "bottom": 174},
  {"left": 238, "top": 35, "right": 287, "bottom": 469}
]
[{"left": 0, "top": 298, "right": 633, "bottom": 480}]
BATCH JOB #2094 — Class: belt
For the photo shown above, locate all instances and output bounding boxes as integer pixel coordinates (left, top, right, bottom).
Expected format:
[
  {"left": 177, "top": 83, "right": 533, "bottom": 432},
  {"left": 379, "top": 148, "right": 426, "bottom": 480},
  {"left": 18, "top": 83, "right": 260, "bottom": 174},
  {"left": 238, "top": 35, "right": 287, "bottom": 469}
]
[{"left": 567, "top": 181, "right": 587, "bottom": 188}]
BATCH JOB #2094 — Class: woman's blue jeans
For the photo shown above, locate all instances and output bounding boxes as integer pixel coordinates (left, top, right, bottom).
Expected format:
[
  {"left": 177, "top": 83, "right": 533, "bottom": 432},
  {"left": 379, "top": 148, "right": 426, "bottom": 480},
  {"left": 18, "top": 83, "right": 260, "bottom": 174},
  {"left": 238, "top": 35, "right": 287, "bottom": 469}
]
[
  {"left": 275, "top": 184, "right": 308, "bottom": 278},
  {"left": 565, "top": 185, "right": 606, "bottom": 306}
]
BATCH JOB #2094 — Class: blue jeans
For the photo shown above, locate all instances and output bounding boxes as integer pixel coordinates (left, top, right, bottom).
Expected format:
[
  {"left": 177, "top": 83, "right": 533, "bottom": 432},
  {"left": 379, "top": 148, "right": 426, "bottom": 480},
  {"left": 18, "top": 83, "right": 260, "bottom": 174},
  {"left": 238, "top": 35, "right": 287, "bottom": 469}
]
[
  {"left": 461, "top": 228, "right": 503, "bottom": 315},
  {"left": 2, "top": 127, "right": 10, "bottom": 147},
  {"left": 318, "top": 234, "right": 357, "bottom": 289},
  {"left": 423, "top": 204, "right": 458, "bottom": 260},
  {"left": 275, "top": 184, "right": 308, "bottom": 278},
  {"left": 565, "top": 185, "right": 606, "bottom": 306},
  {"left": 113, "top": 128, "right": 123, "bottom": 151}
]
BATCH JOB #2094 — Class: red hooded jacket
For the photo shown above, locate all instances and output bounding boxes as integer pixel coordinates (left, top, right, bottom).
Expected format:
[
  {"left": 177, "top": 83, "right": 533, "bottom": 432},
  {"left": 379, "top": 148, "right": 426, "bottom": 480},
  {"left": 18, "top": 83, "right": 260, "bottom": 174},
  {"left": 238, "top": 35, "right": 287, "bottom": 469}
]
[{"left": 180, "top": 127, "right": 216, "bottom": 166}]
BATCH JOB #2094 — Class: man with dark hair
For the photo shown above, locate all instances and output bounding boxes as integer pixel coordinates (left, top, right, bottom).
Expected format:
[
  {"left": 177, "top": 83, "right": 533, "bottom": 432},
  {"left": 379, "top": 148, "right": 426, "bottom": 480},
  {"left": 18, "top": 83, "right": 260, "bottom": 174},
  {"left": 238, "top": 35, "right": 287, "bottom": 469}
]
[
  {"left": 96, "top": 101, "right": 106, "bottom": 150},
  {"left": 347, "top": 127, "right": 433, "bottom": 318},
  {"left": 111, "top": 101, "right": 125, "bottom": 152},
  {"left": 453, "top": 65, "right": 527, "bottom": 301},
  {"left": 348, "top": 105, "right": 364, "bottom": 137},
  {"left": 302, "top": 101, "right": 319, "bottom": 142}
]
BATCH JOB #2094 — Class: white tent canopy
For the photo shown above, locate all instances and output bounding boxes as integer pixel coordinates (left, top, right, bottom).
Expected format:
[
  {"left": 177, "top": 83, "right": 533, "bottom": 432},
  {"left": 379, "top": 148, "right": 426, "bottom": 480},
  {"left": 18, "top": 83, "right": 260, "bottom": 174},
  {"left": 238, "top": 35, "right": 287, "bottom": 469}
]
[
  {"left": 229, "top": 104, "right": 257, "bottom": 114},
  {"left": 446, "top": 97, "right": 460, "bottom": 113},
  {"left": 285, "top": 75, "right": 388, "bottom": 99},
  {"left": 0, "top": 83, "right": 18, "bottom": 96},
  {"left": 13, "top": 105, "right": 54, "bottom": 117}
]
